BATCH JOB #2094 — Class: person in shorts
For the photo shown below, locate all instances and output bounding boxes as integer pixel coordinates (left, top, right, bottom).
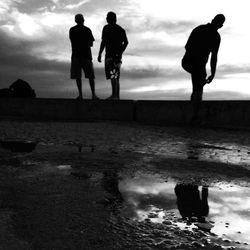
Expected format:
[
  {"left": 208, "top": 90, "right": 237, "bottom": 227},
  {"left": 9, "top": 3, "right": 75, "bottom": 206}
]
[
  {"left": 182, "top": 14, "right": 225, "bottom": 123},
  {"left": 97, "top": 12, "right": 128, "bottom": 100},
  {"left": 69, "top": 14, "right": 98, "bottom": 99}
]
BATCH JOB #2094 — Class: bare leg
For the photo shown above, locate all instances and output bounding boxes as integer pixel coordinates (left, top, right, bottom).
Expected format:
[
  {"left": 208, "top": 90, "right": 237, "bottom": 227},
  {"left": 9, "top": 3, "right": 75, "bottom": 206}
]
[
  {"left": 110, "top": 78, "right": 116, "bottom": 98},
  {"left": 110, "top": 78, "right": 120, "bottom": 99},
  {"left": 191, "top": 90, "right": 203, "bottom": 120},
  {"left": 116, "top": 77, "right": 120, "bottom": 99},
  {"left": 191, "top": 73, "right": 204, "bottom": 122},
  {"left": 88, "top": 78, "right": 98, "bottom": 99},
  {"left": 76, "top": 78, "right": 83, "bottom": 99}
]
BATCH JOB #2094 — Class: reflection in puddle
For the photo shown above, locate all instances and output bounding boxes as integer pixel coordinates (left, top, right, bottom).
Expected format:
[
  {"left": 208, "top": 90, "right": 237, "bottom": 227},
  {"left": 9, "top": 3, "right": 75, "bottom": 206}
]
[
  {"left": 119, "top": 172, "right": 250, "bottom": 249},
  {"left": 57, "top": 165, "right": 72, "bottom": 170}
]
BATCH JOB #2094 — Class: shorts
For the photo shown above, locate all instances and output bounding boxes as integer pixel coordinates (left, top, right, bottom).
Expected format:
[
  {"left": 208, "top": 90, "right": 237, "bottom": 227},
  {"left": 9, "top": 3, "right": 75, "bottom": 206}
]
[
  {"left": 105, "top": 56, "right": 122, "bottom": 80},
  {"left": 70, "top": 56, "right": 95, "bottom": 79},
  {"left": 182, "top": 55, "right": 207, "bottom": 91}
]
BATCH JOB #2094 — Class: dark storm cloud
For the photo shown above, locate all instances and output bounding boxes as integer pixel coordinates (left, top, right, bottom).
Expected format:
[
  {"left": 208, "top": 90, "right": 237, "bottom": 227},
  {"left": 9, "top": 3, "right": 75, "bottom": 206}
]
[
  {"left": 0, "top": 28, "right": 70, "bottom": 96},
  {"left": 0, "top": 2, "right": 246, "bottom": 100},
  {"left": 0, "top": 23, "right": 185, "bottom": 85},
  {"left": 0, "top": 30, "right": 67, "bottom": 74}
]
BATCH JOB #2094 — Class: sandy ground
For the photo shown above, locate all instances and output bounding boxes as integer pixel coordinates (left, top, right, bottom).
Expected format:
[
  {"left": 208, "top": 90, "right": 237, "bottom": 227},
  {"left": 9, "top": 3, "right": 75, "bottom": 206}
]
[{"left": 0, "top": 121, "right": 250, "bottom": 249}]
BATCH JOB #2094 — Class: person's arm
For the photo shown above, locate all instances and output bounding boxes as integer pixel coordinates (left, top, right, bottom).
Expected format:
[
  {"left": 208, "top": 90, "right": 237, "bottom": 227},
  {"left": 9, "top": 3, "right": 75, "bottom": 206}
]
[
  {"left": 98, "top": 27, "right": 106, "bottom": 62},
  {"left": 98, "top": 40, "right": 105, "bottom": 62},
  {"left": 206, "top": 52, "right": 217, "bottom": 83},
  {"left": 89, "top": 37, "right": 94, "bottom": 47},
  {"left": 121, "top": 31, "right": 128, "bottom": 54},
  {"left": 89, "top": 29, "right": 94, "bottom": 47},
  {"left": 206, "top": 36, "right": 221, "bottom": 84}
]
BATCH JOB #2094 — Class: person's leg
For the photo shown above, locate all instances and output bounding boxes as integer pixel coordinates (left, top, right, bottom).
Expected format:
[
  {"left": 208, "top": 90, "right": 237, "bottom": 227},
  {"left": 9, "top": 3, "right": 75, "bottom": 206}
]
[
  {"left": 113, "top": 61, "right": 121, "bottom": 99},
  {"left": 110, "top": 78, "right": 116, "bottom": 98},
  {"left": 190, "top": 86, "right": 203, "bottom": 121},
  {"left": 110, "top": 78, "right": 120, "bottom": 99},
  {"left": 105, "top": 58, "right": 114, "bottom": 99},
  {"left": 106, "top": 57, "right": 121, "bottom": 100},
  {"left": 76, "top": 78, "right": 83, "bottom": 99},
  {"left": 71, "top": 56, "right": 82, "bottom": 99},
  {"left": 190, "top": 70, "right": 206, "bottom": 122},
  {"left": 88, "top": 78, "right": 98, "bottom": 99},
  {"left": 116, "top": 77, "right": 120, "bottom": 99},
  {"left": 82, "top": 59, "right": 98, "bottom": 99}
]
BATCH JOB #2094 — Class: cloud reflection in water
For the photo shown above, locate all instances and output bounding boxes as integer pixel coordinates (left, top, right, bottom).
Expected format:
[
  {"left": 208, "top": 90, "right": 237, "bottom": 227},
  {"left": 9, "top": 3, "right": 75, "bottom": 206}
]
[{"left": 119, "top": 172, "right": 250, "bottom": 247}]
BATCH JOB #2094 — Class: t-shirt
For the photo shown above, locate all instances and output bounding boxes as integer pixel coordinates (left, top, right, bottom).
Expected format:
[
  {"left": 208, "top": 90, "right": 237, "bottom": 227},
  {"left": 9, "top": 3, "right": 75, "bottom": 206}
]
[
  {"left": 69, "top": 25, "right": 94, "bottom": 59},
  {"left": 185, "top": 23, "right": 221, "bottom": 64},
  {"left": 101, "top": 24, "right": 128, "bottom": 58}
]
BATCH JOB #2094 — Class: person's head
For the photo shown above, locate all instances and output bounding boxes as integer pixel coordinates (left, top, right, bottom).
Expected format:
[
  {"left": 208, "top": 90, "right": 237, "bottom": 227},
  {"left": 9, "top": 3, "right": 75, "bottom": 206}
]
[
  {"left": 211, "top": 14, "right": 225, "bottom": 29},
  {"left": 75, "top": 14, "right": 84, "bottom": 24},
  {"left": 106, "top": 11, "right": 117, "bottom": 24}
]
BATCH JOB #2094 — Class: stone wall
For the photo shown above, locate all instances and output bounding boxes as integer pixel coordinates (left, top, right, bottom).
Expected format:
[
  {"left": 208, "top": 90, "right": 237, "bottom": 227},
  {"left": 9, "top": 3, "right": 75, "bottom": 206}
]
[{"left": 0, "top": 98, "right": 250, "bottom": 127}]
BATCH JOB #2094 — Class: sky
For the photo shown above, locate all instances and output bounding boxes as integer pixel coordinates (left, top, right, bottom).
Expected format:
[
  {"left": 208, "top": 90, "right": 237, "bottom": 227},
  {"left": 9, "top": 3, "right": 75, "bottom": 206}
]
[{"left": 0, "top": 0, "right": 250, "bottom": 100}]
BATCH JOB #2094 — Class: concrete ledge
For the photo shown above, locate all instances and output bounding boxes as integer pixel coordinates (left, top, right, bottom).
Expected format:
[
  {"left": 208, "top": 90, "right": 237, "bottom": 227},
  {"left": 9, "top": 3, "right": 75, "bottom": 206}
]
[
  {"left": 135, "top": 100, "right": 192, "bottom": 124},
  {"left": 135, "top": 100, "right": 250, "bottom": 127},
  {"left": 0, "top": 98, "right": 250, "bottom": 128},
  {"left": 201, "top": 101, "right": 250, "bottom": 127},
  {"left": 0, "top": 98, "right": 135, "bottom": 121}
]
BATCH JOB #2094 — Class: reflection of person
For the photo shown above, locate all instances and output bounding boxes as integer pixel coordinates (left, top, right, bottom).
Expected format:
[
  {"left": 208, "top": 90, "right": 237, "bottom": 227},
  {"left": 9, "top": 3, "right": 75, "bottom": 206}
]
[
  {"left": 98, "top": 12, "right": 128, "bottom": 100},
  {"left": 175, "top": 184, "right": 209, "bottom": 223},
  {"left": 69, "top": 14, "right": 98, "bottom": 100},
  {"left": 102, "top": 171, "right": 123, "bottom": 204},
  {"left": 182, "top": 14, "right": 225, "bottom": 123}
]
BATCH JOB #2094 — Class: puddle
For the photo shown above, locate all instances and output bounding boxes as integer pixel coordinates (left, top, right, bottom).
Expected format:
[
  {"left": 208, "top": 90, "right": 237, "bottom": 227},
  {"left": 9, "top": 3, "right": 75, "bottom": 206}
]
[
  {"left": 118, "top": 172, "right": 250, "bottom": 249},
  {"left": 57, "top": 165, "right": 72, "bottom": 170}
]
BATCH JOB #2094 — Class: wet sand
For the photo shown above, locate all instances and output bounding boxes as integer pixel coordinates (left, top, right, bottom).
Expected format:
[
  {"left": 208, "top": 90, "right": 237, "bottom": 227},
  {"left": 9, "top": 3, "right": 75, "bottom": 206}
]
[{"left": 0, "top": 121, "right": 250, "bottom": 249}]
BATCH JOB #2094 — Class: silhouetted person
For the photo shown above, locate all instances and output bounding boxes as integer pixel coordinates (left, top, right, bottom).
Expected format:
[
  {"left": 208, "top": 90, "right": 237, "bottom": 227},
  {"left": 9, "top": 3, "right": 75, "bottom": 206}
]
[
  {"left": 182, "top": 14, "right": 225, "bottom": 123},
  {"left": 102, "top": 171, "right": 123, "bottom": 204},
  {"left": 98, "top": 11, "right": 128, "bottom": 100},
  {"left": 98, "top": 170, "right": 124, "bottom": 213},
  {"left": 175, "top": 184, "right": 209, "bottom": 223},
  {"left": 69, "top": 14, "right": 98, "bottom": 100}
]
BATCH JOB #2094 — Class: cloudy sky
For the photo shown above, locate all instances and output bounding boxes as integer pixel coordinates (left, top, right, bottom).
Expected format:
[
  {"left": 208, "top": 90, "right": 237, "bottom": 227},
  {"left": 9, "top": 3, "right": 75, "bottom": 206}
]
[{"left": 0, "top": 0, "right": 250, "bottom": 99}]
